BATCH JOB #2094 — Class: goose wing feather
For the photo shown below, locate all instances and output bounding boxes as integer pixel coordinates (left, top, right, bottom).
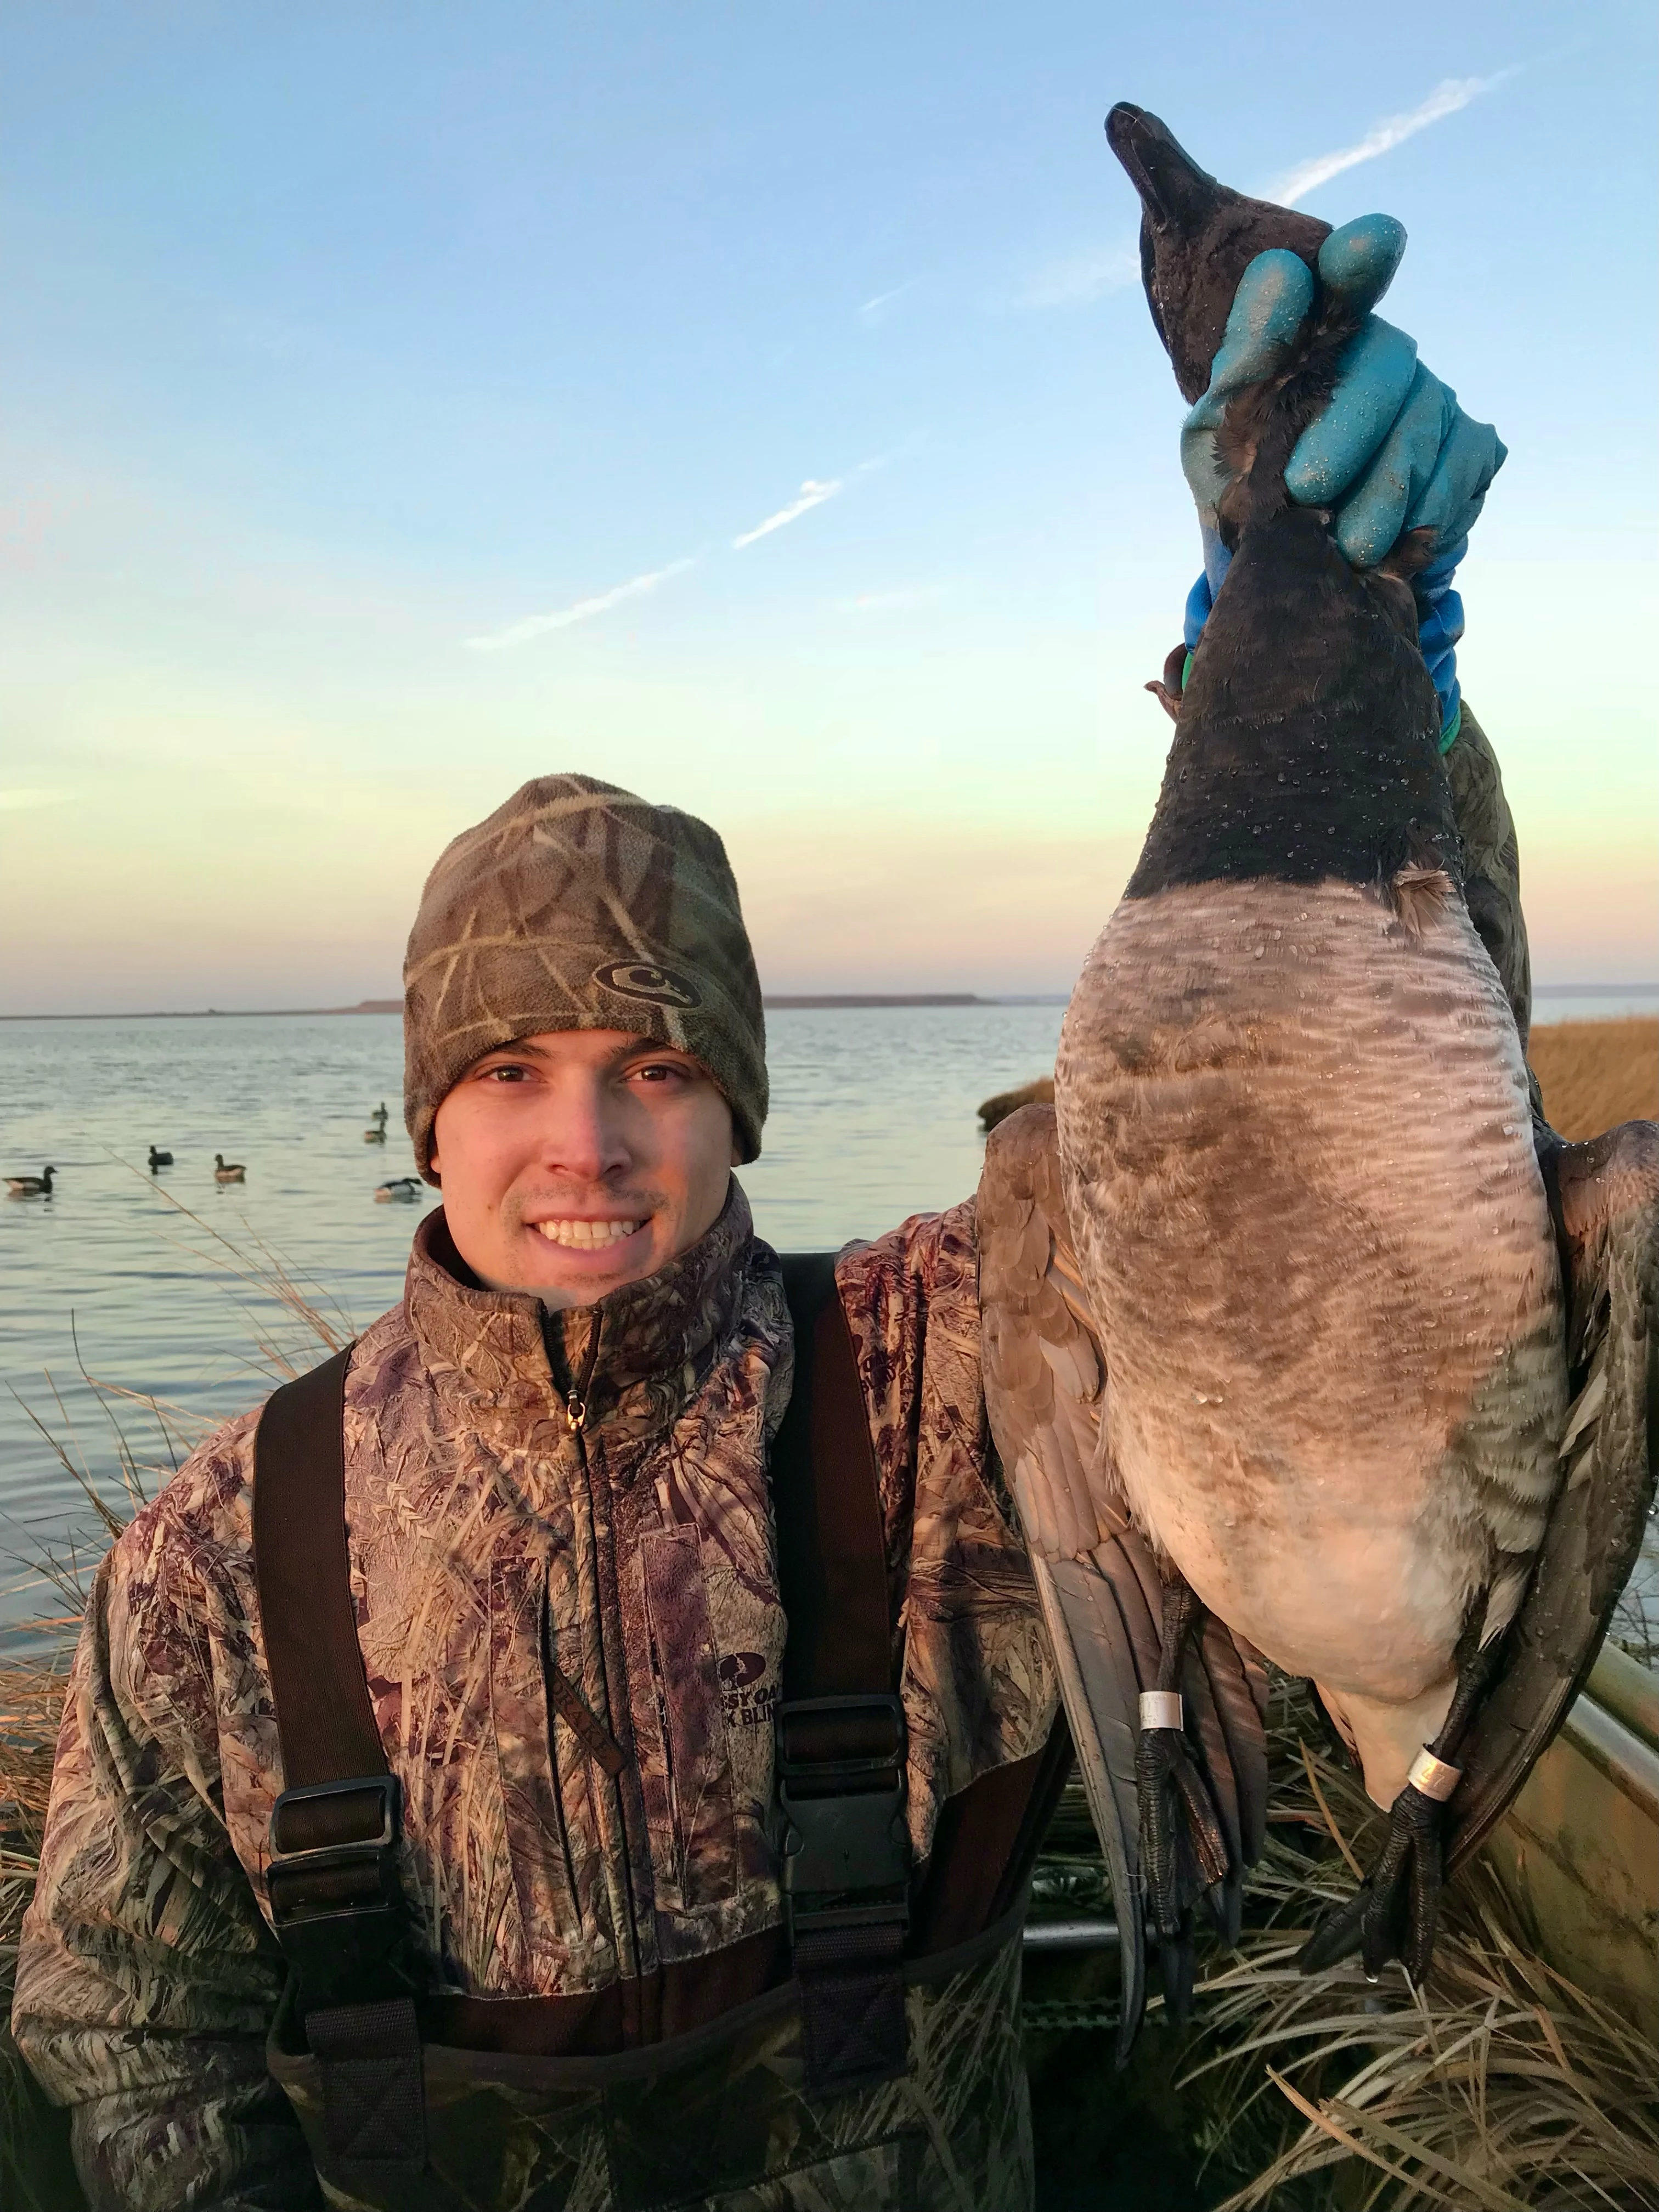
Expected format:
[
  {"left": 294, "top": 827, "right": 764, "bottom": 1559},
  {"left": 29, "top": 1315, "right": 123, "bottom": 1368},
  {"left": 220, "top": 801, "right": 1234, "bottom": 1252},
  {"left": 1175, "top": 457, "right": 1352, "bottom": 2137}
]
[
  {"left": 979, "top": 1101, "right": 1270, "bottom": 2052},
  {"left": 1449, "top": 1117, "right": 1659, "bottom": 1871}
]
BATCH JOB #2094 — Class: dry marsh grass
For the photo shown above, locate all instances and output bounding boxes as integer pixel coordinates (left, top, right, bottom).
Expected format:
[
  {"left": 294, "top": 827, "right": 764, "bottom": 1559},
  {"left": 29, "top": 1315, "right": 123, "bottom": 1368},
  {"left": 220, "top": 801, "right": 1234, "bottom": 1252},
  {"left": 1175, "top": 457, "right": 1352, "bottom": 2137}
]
[
  {"left": 979, "top": 1075, "right": 1055, "bottom": 1131},
  {"left": 1, "top": 1183, "right": 357, "bottom": 2208},
  {"left": 1180, "top": 1678, "right": 1659, "bottom": 2210},
  {"left": 1528, "top": 1016, "right": 1658, "bottom": 1143}
]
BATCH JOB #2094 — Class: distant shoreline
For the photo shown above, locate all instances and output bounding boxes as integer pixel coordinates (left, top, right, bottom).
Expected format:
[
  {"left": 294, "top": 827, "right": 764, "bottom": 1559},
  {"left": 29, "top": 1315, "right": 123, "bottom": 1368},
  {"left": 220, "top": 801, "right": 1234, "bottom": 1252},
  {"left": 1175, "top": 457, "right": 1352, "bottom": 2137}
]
[
  {"left": 0, "top": 992, "right": 1074, "bottom": 1020},
  {"left": 2, "top": 985, "right": 1654, "bottom": 1022}
]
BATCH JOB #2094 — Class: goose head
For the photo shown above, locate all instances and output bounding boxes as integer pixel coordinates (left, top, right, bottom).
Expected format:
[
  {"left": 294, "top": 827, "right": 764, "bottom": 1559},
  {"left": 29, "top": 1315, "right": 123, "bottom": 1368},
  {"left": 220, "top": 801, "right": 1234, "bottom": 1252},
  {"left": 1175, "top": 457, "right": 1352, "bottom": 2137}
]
[{"left": 1105, "top": 103, "right": 1333, "bottom": 403}]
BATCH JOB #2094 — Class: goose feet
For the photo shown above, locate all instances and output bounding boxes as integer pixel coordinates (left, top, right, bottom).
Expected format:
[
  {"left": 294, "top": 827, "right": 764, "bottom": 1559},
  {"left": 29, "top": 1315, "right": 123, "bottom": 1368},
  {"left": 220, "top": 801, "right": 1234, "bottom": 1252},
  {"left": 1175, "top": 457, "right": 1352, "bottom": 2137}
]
[
  {"left": 1297, "top": 1777, "right": 1446, "bottom": 1982},
  {"left": 1136, "top": 1715, "right": 1231, "bottom": 2016},
  {"left": 1137, "top": 1572, "right": 1231, "bottom": 2019},
  {"left": 1300, "top": 1610, "right": 1500, "bottom": 1984}
]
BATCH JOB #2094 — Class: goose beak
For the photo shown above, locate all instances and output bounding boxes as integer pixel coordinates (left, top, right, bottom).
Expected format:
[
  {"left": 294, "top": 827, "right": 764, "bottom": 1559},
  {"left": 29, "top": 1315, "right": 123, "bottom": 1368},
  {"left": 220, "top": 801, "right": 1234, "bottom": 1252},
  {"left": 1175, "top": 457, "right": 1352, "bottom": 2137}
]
[{"left": 1105, "top": 103, "right": 1222, "bottom": 238}]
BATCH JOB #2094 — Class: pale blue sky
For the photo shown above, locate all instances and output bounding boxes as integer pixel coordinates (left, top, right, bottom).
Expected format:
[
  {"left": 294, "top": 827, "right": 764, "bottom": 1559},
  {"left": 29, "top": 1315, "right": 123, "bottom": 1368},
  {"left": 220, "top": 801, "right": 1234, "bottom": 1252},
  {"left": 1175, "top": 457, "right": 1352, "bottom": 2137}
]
[{"left": 3, "top": 1, "right": 1655, "bottom": 1008}]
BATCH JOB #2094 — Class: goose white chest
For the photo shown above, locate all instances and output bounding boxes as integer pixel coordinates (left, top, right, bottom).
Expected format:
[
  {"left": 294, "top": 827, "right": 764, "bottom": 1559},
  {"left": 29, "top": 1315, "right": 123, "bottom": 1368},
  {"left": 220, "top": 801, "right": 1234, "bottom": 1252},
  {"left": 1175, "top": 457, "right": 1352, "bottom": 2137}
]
[{"left": 1056, "top": 873, "right": 1566, "bottom": 1712}]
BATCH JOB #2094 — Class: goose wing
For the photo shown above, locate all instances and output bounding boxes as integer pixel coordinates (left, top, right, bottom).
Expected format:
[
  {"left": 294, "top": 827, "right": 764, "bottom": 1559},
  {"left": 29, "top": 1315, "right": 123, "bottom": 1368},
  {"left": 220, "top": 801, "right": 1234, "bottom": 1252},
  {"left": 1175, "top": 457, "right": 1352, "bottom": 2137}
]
[
  {"left": 978, "top": 1103, "right": 1269, "bottom": 2056},
  {"left": 1449, "top": 1117, "right": 1659, "bottom": 1871}
]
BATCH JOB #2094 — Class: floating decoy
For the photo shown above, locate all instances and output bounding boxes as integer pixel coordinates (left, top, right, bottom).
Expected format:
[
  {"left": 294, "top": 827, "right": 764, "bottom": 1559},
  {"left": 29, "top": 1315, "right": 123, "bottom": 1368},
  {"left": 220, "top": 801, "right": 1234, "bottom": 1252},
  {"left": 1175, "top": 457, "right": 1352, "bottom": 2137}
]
[
  {"left": 213, "top": 1154, "right": 246, "bottom": 1184},
  {"left": 371, "top": 1101, "right": 390, "bottom": 1123},
  {"left": 4, "top": 1165, "right": 54, "bottom": 1198},
  {"left": 148, "top": 1146, "right": 173, "bottom": 1172},
  {"left": 978, "top": 106, "right": 1658, "bottom": 2053},
  {"left": 363, "top": 1124, "right": 388, "bottom": 1143},
  {"left": 374, "top": 1176, "right": 424, "bottom": 1203}
]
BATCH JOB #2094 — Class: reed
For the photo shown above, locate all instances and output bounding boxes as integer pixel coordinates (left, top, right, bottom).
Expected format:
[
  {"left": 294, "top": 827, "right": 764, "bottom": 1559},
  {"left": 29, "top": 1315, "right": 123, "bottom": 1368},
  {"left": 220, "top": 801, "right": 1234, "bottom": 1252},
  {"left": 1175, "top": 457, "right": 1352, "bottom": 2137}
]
[
  {"left": 1528, "top": 1016, "right": 1658, "bottom": 1143},
  {"left": 0, "top": 1180, "right": 357, "bottom": 2209},
  {"left": 1176, "top": 1675, "right": 1659, "bottom": 2210},
  {"left": 978, "top": 1076, "right": 1055, "bottom": 1131},
  {"left": 1, "top": 1641, "right": 80, "bottom": 2209}
]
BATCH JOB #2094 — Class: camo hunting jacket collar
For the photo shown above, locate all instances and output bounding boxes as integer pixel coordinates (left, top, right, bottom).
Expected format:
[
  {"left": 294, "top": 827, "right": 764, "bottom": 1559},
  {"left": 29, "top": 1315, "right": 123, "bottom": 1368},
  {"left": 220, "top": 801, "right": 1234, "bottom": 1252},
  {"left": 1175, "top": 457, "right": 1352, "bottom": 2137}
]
[{"left": 405, "top": 1177, "right": 755, "bottom": 1443}]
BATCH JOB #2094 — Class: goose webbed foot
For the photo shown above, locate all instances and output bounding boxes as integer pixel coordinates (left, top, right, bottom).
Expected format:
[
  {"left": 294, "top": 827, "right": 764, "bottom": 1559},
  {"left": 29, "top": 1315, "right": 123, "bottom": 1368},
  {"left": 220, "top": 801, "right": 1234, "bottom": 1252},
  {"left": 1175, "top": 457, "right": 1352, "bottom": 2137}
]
[
  {"left": 1136, "top": 1717, "right": 1231, "bottom": 2017},
  {"left": 1137, "top": 1570, "right": 1231, "bottom": 2021},
  {"left": 1298, "top": 1776, "right": 1445, "bottom": 1982},
  {"left": 1301, "top": 1609, "right": 1501, "bottom": 1984}
]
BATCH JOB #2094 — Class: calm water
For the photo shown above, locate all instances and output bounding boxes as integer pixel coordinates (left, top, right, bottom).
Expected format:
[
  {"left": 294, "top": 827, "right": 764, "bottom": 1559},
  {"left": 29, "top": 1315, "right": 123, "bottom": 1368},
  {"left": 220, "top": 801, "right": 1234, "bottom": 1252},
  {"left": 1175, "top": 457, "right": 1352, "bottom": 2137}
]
[
  {"left": 1530, "top": 985, "right": 1659, "bottom": 1022},
  {"left": 3, "top": 1000, "right": 1654, "bottom": 1638},
  {"left": 0, "top": 1006, "right": 1063, "bottom": 1623}
]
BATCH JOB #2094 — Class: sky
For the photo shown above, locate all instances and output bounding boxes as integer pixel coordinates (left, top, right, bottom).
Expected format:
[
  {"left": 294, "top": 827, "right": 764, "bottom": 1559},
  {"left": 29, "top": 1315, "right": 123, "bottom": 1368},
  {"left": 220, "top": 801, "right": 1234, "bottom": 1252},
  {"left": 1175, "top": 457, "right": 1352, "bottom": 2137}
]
[{"left": 2, "top": 0, "right": 1655, "bottom": 1011}]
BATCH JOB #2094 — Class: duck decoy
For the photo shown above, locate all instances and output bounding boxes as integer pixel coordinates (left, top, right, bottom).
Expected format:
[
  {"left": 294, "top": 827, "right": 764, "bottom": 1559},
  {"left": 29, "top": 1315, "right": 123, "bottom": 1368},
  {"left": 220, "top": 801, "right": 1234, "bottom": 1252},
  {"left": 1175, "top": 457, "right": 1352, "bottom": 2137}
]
[
  {"left": 371, "top": 1101, "right": 390, "bottom": 1123},
  {"left": 213, "top": 1154, "right": 246, "bottom": 1184},
  {"left": 374, "top": 1176, "right": 424, "bottom": 1203},
  {"left": 363, "top": 1124, "right": 388, "bottom": 1143},
  {"left": 148, "top": 1146, "right": 173, "bottom": 1172},
  {"left": 4, "top": 1165, "right": 54, "bottom": 1198},
  {"left": 978, "top": 106, "right": 1657, "bottom": 2053}
]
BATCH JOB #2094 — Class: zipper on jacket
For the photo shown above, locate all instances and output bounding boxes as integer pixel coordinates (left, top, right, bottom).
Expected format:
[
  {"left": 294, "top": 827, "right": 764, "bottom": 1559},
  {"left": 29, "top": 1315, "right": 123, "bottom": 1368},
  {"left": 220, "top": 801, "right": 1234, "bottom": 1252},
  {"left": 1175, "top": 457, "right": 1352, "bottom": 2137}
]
[
  {"left": 556, "top": 1312, "right": 648, "bottom": 1993},
  {"left": 563, "top": 1311, "right": 599, "bottom": 1432}
]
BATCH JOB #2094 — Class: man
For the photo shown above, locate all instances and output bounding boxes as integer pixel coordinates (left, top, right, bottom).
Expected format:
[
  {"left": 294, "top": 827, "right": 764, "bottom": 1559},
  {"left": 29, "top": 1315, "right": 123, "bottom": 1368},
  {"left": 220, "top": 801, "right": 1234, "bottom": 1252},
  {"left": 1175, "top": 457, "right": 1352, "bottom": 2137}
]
[{"left": 14, "top": 245, "right": 1530, "bottom": 2210}]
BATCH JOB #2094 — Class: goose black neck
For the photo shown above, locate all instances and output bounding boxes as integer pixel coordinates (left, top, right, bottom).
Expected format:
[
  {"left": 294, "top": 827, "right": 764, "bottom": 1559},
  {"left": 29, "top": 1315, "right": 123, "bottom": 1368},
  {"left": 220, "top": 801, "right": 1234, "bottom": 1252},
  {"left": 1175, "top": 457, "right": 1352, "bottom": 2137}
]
[{"left": 1126, "top": 508, "right": 1457, "bottom": 899}]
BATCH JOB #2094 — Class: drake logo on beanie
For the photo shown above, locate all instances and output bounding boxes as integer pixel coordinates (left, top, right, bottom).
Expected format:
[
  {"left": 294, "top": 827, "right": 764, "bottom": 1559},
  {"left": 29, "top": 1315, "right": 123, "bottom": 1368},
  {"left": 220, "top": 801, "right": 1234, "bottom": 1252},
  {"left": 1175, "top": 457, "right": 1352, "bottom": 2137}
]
[{"left": 594, "top": 960, "right": 704, "bottom": 1009}]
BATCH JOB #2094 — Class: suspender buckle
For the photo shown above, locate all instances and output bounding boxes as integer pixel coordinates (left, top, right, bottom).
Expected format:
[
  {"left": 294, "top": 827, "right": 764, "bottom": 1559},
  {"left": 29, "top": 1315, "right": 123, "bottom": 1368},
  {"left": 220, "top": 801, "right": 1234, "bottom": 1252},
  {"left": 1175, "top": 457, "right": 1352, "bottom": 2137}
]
[
  {"left": 776, "top": 1694, "right": 910, "bottom": 1939},
  {"left": 267, "top": 1776, "right": 410, "bottom": 2009}
]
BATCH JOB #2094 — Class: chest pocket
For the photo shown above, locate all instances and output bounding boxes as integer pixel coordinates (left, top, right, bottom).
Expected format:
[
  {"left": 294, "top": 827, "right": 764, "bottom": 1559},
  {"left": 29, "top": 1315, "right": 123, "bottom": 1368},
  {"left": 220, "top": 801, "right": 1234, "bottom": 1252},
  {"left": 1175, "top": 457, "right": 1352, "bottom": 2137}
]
[{"left": 636, "top": 1526, "right": 738, "bottom": 1910}]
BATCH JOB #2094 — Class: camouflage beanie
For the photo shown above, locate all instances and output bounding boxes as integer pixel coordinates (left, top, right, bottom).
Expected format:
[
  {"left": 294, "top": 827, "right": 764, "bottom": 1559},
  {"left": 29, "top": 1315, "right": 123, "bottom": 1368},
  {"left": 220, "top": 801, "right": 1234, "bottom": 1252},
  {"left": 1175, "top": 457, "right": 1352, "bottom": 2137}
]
[{"left": 403, "top": 775, "right": 767, "bottom": 1180}]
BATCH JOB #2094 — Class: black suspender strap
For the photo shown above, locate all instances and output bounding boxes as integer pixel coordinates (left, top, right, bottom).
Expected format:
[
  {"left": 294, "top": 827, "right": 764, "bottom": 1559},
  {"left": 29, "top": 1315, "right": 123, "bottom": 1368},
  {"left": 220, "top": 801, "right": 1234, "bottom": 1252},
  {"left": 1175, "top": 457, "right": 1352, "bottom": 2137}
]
[
  {"left": 772, "top": 1255, "right": 911, "bottom": 2097},
  {"left": 255, "top": 1347, "right": 382, "bottom": 1790},
  {"left": 253, "top": 1346, "right": 425, "bottom": 2179}
]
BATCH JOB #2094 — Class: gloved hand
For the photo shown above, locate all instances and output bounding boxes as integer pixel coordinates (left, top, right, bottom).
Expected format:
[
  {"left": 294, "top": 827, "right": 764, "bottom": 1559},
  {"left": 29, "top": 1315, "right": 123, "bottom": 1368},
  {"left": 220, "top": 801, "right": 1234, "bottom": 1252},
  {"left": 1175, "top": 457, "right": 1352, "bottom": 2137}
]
[{"left": 1180, "top": 217, "right": 1505, "bottom": 743}]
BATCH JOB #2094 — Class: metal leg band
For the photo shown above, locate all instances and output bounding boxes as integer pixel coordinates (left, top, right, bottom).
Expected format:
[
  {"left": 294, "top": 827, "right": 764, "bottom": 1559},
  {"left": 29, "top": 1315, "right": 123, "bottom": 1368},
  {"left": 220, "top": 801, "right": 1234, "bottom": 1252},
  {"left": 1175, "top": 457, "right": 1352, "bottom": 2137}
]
[{"left": 1406, "top": 1748, "right": 1462, "bottom": 1803}]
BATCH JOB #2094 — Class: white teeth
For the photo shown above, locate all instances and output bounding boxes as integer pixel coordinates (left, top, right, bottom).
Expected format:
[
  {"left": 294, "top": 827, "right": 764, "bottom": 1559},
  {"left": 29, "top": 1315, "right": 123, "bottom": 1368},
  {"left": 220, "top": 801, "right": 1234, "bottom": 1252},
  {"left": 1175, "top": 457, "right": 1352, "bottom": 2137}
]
[{"left": 533, "top": 1218, "right": 642, "bottom": 1249}]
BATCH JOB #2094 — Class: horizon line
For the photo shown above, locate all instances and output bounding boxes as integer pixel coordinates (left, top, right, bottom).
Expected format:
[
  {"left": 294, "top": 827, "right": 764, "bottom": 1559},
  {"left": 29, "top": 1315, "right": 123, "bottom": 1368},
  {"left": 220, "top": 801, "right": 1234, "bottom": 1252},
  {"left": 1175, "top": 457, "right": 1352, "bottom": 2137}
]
[{"left": 3, "top": 983, "right": 1657, "bottom": 1023}]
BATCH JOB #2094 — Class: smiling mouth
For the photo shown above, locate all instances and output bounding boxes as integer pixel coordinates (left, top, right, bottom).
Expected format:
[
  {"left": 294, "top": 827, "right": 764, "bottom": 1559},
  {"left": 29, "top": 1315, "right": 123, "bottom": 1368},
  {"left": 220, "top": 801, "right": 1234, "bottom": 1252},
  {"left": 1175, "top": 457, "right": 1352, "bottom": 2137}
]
[{"left": 533, "top": 1217, "right": 645, "bottom": 1250}]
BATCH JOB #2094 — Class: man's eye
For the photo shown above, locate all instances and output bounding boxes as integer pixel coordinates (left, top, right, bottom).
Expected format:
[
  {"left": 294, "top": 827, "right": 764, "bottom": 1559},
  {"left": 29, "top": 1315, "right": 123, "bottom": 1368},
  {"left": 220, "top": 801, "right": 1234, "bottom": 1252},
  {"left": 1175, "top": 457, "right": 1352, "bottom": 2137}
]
[
  {"left": 484, "top": 1064, "right": 531, "bottom": 1082},
  {"left": 632, "top": 1062, "right": 686, "bottom": 1085}
]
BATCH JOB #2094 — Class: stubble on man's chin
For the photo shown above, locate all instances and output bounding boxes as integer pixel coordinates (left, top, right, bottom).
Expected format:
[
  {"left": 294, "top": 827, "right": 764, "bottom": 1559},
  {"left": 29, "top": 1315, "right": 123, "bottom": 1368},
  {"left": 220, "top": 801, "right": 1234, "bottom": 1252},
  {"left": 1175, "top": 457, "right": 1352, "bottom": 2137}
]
[{"left": 487, "top": 1185, "right": 672, "bottom": 1308}]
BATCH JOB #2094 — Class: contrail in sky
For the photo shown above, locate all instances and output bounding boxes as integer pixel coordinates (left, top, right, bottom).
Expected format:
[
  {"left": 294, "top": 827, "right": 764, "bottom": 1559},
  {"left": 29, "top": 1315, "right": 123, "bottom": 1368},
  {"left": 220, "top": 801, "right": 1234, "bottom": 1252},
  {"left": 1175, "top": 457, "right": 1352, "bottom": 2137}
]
[
  {"left": 859, "top": 281, "right": 916, "bottom": 321},
  {"left": 465, "top": 559, "right": 694, "bottom": 651},
  {"left": 467, "top": 466, "right": 868, "bottom": 648},
  {"left": 1015, "top": 72, "right": 1506, "bottom": 308},
  {"left": 1269, "top": 75, "right": 1506, "bottom": 206},
  {"left": 733, "top": 479, "right": 841, "bottom": 549}
]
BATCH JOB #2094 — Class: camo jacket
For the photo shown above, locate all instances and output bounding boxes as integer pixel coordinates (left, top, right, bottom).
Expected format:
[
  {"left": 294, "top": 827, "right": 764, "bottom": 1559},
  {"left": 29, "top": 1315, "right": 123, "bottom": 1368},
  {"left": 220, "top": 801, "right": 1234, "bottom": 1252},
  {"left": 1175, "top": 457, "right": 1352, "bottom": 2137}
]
[{"left": 12, "top": 1185, "right": 1059, "bottom": 2211}]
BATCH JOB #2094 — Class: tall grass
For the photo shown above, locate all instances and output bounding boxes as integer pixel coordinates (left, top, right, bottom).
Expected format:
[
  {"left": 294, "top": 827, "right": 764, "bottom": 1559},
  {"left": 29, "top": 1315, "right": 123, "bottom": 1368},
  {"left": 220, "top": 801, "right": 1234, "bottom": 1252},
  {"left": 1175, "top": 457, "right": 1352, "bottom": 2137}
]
[
  {"left": 1178, "top": 1678, "right": 1659, "bottom": 2210},
  {"left": 979, "top": 1076, "right": 1056, "bottom": 1131},
  {"left": 1529, "top": 1017, "right": 1658, "bottom": 1143},
  {"left": 1, "top": 1179, "right": 356, "bottom": 2210}
]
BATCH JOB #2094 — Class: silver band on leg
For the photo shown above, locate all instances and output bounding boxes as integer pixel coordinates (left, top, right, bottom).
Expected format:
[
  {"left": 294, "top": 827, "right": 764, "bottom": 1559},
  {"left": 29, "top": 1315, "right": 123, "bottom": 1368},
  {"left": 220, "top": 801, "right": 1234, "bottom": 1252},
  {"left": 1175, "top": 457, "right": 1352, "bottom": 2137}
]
[
  {"left": 1139, "top": 1690, "right": 1184, "bottom": 1733},
  {"left": 1406, "top": 1747, "right": 1462, "bottom": 1803}
]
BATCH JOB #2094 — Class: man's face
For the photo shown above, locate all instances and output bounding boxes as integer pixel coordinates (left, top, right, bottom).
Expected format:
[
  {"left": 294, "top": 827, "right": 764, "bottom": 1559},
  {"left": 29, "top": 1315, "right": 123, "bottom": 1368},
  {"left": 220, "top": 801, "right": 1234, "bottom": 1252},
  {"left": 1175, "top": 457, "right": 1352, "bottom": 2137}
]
[{"left": 430, "top": 1029, "right": 738, "bottom": 1306}]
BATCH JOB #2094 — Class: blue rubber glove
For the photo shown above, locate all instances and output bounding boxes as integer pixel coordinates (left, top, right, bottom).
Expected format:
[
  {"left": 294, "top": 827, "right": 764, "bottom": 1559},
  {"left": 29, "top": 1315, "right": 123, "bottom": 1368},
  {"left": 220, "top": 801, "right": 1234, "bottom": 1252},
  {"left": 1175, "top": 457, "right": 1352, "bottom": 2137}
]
[{"left": 1180, "top": 216, "right": 1505, "bottom": 745}]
